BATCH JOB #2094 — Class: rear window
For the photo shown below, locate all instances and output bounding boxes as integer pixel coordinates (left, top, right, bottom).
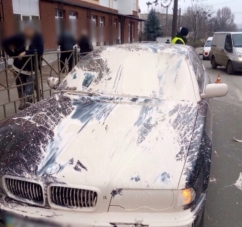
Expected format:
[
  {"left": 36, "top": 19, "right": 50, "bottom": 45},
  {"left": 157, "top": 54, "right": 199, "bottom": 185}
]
[
  {"left": 61, "top": 46, "right": 197, "bottom": 102},
  {"left": 205, "top": 40, "right": 212, "bottom": 47}
]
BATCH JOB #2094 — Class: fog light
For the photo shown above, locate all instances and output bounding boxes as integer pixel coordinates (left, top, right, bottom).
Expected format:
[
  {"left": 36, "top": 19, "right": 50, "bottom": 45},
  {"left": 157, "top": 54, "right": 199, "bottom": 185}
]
[{"left": 178, "top": 188, "right": 196, "bottom": 206}]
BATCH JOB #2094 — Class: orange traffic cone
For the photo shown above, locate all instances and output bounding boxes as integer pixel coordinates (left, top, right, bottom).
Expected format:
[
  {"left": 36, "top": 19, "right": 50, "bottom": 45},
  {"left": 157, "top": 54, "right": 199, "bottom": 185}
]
[{"left": 215, "top": 74, "right": 221, "bottom": 83}]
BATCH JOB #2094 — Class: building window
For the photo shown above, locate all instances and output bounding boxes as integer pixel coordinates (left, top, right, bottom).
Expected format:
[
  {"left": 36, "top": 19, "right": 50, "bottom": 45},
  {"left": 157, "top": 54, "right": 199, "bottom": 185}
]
[
  {"left": 69, "top": 12, "right": 77, "bottom": 19},
  {"left": 92, "top": 15, "right": 97, "bottom": 26},
  {"left": 13, "top": 14, "right": 40, "bottom": 32},
  {"left": 55, "top": 9, "right": 63, "bottom": 19},
  {"left": 113, "top": 19, "right": 117, "bottom": 28},
  {"left": 100, "top": 17, "right": 105, "bottom": 27}
]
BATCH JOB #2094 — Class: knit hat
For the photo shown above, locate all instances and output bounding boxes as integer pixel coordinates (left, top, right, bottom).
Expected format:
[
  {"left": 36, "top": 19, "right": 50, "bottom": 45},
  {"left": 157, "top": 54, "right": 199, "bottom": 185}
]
[{"left": 180, "top": 27, "right": 189, "bottom": 37}]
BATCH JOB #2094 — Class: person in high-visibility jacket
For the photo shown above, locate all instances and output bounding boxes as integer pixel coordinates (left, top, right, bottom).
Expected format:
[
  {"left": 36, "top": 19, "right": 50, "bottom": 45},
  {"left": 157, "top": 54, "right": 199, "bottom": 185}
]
[{"left": 171, "top": 27, "right": 189, "bottom": 45}]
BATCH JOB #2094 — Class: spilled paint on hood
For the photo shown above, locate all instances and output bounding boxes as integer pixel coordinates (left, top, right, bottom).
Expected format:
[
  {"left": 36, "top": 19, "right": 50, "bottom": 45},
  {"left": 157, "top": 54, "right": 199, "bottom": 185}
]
[
  {"left": 235, "top": 173, "right": 242, "bottom": 191},
  {"left": 0, "top": 92, "right": 198, "bottom": 190}
]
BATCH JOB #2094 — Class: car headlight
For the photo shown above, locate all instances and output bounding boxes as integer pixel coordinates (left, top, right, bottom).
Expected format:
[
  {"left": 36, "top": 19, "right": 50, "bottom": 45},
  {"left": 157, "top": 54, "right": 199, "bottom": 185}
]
[
  {"left": 238, "top": 55, "right": 242, "bottom": 61},
  {"left": 177, "top": 188, "right": 196, "bottom": 206}
]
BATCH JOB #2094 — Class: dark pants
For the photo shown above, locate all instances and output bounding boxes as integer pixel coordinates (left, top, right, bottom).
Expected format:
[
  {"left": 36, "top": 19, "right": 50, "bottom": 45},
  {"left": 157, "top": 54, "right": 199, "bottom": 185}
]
[
  {"left": 60, "top": 52, "right": 73, "bottom": 73},
  {"left": 15, "top": 72, "right": 35, "bottom": 102}
]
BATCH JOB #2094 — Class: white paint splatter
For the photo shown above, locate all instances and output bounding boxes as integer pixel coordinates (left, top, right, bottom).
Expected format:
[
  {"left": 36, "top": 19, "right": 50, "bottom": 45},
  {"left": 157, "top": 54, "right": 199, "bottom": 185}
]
[
  {"left": 235, "top": 173, "right": 242, "bottom": 191},
  {"left": 214, "top": 150, "right": 219, "bottom": 157},
  {"left": 210, "top": 177, "right": 218, "bottom": 183}
]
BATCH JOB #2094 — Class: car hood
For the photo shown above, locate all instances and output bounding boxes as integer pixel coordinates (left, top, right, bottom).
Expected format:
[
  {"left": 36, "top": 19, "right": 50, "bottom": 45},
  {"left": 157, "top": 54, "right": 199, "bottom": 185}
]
[
  {"left": 235, "top": 47, "right": 242, "bottom": 54},
  {"left": 0, "top": 93, "right": 198, "bottom": 190}
]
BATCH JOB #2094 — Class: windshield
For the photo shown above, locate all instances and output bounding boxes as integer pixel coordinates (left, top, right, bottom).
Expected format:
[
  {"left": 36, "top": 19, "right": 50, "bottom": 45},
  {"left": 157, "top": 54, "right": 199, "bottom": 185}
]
[
  {"left": 232, "top": 34, "right": 242, "bottom": 47},
  {"left": 205, "top": 40, "right": 212, "bottom": 47},
  {"left": 59, "top": 46, "right": 197, "bottom": 102}
]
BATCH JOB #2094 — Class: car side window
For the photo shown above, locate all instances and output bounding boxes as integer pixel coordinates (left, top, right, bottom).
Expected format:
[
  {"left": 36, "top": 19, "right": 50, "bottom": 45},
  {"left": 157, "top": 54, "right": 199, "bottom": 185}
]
[
  {"left": 190, "top": 50, "right": 205, "bottom": 93},
  {"left": 225, "top": 34, "right": 233, "bottom": 53}
]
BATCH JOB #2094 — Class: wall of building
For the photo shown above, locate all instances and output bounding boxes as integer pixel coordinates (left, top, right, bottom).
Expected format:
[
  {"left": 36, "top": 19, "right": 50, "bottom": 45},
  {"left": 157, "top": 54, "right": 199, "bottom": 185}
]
[
  {"left": 99, "top": 0, "right": 110, "bottom": 8},
  {"left": 12, "top": 0, "right": 39, "bottom": 16},
  {"left": 82, "top": 0, "right": 99, "bottom": 5},
  {"left": 118, "top": 0, "right": 131, "bottom": 15},
  {"left": 113, "top": 0, "right": 118, "bottom": 10},
  {"left": 1, "top": 1, "right": 15, "bottom": 37},
  {"left": 2, "top": 0, "right": 140, "bottom": 50}
]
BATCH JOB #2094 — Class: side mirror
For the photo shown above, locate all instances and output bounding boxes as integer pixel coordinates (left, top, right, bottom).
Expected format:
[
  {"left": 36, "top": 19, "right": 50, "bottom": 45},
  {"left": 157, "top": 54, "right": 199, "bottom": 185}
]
[
  {"left": 47, "top": 77, "right": 60, "bottom": 90},
  {"left": 201, "top": 83, "right": 228, "bottom": 98}
]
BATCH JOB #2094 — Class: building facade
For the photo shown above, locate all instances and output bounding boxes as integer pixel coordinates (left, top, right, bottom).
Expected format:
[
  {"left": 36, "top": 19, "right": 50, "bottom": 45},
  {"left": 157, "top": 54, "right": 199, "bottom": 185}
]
[{"left": 1, "top": 0, "right": 142, "bottom": 50}]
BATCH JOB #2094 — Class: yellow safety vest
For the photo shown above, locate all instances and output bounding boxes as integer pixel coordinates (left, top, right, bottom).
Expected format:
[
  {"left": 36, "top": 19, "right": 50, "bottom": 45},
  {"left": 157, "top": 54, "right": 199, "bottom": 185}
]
[{"left": 171, "top": 37, "right": 185, "bottom": 45}]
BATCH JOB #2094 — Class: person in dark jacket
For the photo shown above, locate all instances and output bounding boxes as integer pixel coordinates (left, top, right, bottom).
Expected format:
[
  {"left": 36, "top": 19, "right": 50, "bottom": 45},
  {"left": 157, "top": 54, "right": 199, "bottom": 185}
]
[
  {"left": 78, "top": 31, "right": 93, "bottom": 58},
  {"left": 58, "top": 30, "right": 75, "bottom": 73},
  {"left": 171, "top": 27, "right": 189, "bottom": 45},
  {"left": 2, "top": 22, "right": 44, "bottom": 110}
]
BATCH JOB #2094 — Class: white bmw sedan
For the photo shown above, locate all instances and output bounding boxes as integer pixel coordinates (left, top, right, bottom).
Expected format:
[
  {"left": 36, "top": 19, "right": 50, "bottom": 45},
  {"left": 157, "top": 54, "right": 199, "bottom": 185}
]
[{"left": 0, "top": 44, "right": 228, "bottom": 227}]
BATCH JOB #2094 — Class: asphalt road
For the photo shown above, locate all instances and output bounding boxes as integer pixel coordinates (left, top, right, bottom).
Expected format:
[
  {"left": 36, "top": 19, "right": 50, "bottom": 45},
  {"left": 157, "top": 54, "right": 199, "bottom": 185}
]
[{"left": 203, "top": 60, "right": 242, "bottom": 227}]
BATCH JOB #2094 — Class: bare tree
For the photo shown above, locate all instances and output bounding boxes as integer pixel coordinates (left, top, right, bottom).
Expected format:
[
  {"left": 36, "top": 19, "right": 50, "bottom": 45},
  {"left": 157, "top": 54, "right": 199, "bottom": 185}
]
[
  {"left": 182, "top": 5, "right": 212, "bottom": 44},
  {"left": 211, "top": 7, "right": 237, "bottom": 32}
]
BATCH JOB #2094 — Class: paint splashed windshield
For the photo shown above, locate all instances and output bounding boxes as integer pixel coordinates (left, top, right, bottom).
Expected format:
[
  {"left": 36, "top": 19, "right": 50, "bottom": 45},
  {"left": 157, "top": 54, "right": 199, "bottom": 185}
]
[{"left": 61, "top": 45, "right": 197, "bottom": 102}]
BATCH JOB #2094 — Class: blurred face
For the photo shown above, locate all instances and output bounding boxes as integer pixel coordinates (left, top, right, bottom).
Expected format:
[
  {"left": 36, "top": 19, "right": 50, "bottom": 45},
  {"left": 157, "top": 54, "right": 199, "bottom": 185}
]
[{"left": 23, "top": 26, "right": 35, "bottom": 39}]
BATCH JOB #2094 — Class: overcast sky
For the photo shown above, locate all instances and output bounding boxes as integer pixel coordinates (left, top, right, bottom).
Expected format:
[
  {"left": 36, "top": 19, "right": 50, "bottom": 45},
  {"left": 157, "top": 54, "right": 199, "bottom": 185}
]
[{"left": 139, "top": 0, "right": 242, "bottom": 24}]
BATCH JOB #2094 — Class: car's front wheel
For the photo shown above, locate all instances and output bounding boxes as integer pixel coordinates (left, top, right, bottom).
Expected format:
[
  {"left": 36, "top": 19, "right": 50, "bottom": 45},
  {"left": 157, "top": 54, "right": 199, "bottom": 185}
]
[
  {"left": 198, "top": 211, "right": 204, "bottom": 227},
  {"left": 211, "top": 57, "right": 218, "bottom": 69},
  {"left": 227, "top": 61, "right": 235, "bottom": 75}
]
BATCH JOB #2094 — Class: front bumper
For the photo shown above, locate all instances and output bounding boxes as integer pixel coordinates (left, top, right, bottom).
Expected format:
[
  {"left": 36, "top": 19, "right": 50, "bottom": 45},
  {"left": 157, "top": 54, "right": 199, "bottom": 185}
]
[
  {"left": 231, "top": 61, "right": 242, "bottom": 71},
  {"left": 0, "top": 194, "right": 206, "bottom": 227}
]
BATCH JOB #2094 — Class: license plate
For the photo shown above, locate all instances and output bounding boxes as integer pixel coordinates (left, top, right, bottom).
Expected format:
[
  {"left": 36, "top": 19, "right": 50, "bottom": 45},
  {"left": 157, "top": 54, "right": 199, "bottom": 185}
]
[
  {"left": 110, "top": 224, "right": 148, "bottom": 227},
  {"left": 4, "top": 215, "right": 54, "bottom": 227}
]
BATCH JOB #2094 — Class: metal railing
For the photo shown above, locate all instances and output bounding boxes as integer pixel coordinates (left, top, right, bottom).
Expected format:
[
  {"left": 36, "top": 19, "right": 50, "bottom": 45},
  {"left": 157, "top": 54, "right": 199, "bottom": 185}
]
[{"left": 0, "top": 48, "right": 79, "bottom": 121}]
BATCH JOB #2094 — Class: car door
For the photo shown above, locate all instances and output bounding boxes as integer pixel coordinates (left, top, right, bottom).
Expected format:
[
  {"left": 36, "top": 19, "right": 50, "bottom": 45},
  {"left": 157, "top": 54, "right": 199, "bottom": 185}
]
[
  {"left": 221, "top": 34, "right": 233, "bottom": 67},
  {"left": 212, "top": 34, "right": 223, "bottom": 65}
]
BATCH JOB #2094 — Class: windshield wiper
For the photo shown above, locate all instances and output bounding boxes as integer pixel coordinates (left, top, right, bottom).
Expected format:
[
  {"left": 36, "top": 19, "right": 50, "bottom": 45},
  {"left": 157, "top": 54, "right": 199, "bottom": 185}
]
[{"left": 57, "top": 90, "right": 100, "bottom": 97}]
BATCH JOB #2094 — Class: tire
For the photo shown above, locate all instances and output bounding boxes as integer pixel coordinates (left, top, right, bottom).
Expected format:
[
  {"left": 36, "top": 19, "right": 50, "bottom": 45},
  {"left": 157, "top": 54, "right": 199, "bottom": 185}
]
[
  {"left": 199, "top": 211, "right": 204, "bottom": 227},
  {"left": 227, "top": 61, "right": 235, "bottom": 75},
  {"left": 211, "top": 57, "right": 217, "bottom": 69}
]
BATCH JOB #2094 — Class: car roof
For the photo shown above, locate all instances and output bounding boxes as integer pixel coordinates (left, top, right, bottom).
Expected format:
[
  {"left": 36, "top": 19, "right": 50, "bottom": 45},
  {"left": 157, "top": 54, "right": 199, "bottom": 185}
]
[
  {"left": 214, "top": 32, "right": 242, "bottom": 35},
  {"left": 207, "top": 37, "right": 213, "bottom": 40},
  {"left": 97, "top": 43, "right": 191, "bottom": 55}
]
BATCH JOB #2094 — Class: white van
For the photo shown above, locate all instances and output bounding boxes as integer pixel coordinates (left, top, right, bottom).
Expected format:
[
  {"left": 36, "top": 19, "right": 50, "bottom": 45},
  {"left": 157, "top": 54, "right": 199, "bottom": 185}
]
[
  {"left": 210, "top": 32, "right": 242, "bottom": 74},
  {"left": 203, "top": 37, "right": 213, "bottom": 60}
]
